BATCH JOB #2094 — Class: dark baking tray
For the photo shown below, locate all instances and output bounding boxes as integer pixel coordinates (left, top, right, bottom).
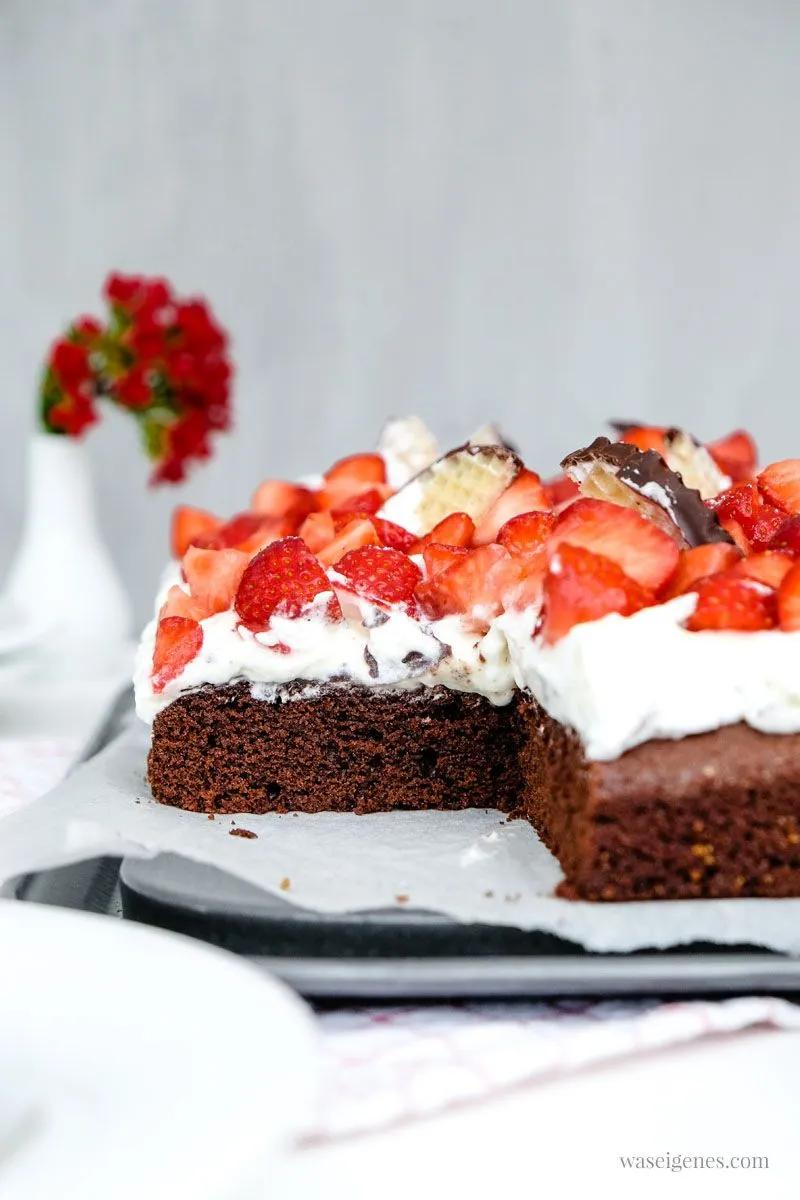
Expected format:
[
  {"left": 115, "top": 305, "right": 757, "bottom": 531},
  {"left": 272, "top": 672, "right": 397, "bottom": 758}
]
[{"left": 17, "top": 689, "right": 800, "bottom": 999}]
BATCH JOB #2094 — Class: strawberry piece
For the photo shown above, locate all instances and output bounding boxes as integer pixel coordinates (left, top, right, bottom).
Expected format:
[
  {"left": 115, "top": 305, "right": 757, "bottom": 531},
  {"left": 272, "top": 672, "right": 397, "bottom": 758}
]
[
  {"left": 412, "top": 512, "right": 476, "bottom": 553},
  {"left": 687, "top": 571, "right": 777, "bottom": 632},
  {"left": 423, "top": 544, "right": 469, "bottom": 578},
  {"left": 298, "top": 511, "right": 336, "bottom": 553},
  {"left": 501, "top": 546, "right": 548, "bottom": 611},
  {"left": 334, "top": 546, "right": 422, "bottom": 608},
  {"left": 663, "top": 543, "right": 742, "bottom": 599},
  {"left": 707, "top": 430, "right": 757, "bottom": 482},
  {"left": 758, "top": 460, "right": 800, "bottom": 515},
  {"left": 731, "top": 552, "right": 794, "bottom": 590},
  {"left": 171, "top": 505, "right": 222, "bottom": 558},
  {"left": 541, "top": 545, "right": 652, "bottom": 645},
  {"left": 778, "top": 563, "right": 800, "bottom": 631},
  {"left": 769, "top": 515, "right": 800, "bottom": 556},
  {"left": 415, "top": 544, "right": 512, "bottom": 624},
  {"left": 317, "top": 517, "right": 379, "bottom": 567},
  {"left": 325, "top": 452, "right": 387, "bottom": 487},
  {"left": 331, "top": 488, "right": 385, "bottom": 517},
  {"left": 474, "top": 470, "right": 550, "bottom": 545},
  {"left": 234, "top": 537, "right": 340, "bottom": 631},
  {"left": 543, "top": 474, "right": 580, "bottom": 508},
  {"left": 370, "top": 517, "right": 416, "bottom": 552},
  {"left": 251, "top": 479, "right": 315, "bottom": 522},
  {"left": 158, "top": 585, "right": 207, "bottom": 623},
  {"left": 183, "top": 547, "right": 249, "bottom": 615},
  {"left": 193, "top": 512, "right": 293, "bottom": 553},
  {"left": 498, "top": 510, "right": 556, "bottom": 556},
  {"left": 620, "top": 426, "right": 667, "bottom": 456},
  {"left": 719, "top": 517, "right": 750, "bottom": 554},
  {"left": 709, "top": 482, "right": 785, "bottom": 551},
  {"left": 152, "top": 616, "right": 203, "bottom": 692},
  {"left": 550, "top": 498, "right": 679, "bottom": 591}
]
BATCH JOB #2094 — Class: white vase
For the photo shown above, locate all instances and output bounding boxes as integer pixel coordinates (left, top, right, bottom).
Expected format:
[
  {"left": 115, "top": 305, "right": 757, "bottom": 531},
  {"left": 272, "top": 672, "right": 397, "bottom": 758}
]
[{"left": 2, "top": 433, "right": 132, "bottom": 673}]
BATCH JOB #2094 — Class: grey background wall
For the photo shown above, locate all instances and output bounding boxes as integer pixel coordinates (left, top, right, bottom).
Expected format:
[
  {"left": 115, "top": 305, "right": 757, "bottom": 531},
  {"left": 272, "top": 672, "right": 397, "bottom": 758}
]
[{"left": 2, "top": 0, "right": 799, "bottom": 621}]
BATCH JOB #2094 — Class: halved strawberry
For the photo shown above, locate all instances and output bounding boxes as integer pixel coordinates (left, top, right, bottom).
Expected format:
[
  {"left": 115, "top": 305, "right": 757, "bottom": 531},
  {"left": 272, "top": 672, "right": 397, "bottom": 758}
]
[
  {"left": 662, "top": 543, "right": 742, "bottom": 599},
  {"left": 423, "top": 544, "right": 469, "bottom": 578},
  {"left": 731, "top": 552, "right": 794, "bottom": 590},
  {"left": 415, "top": 544, "right": 513, "bottom": 625},
  {"left": 183, "top": 547, "right": 249, "bottom": 615},
  {"left": 709, "top": 482, "right": 785, "bottom": 551},
  {"left": 778, "top": 563, "right": 800, "bottom": 631},
  {"left": 540, "top": 544, "right": 652, "bottom": 645},
  {"left": 758, "top": 460, "right": 800, "bottom": 516},
  {"left": 325, "top": 451, "right": 387, "bottom": 487},
  {"left": 298, "top": 511, "right": 336, "bottom": 553},
  {"left": 500, "top": 546, "right": 548, "bottom": 611},
  {"left": 411, "top": 512, "right": 476, "bottom": 553},
  {"left": 473, "top": 470, "right": 550, "bottom": 545},
  {"left": 687, "top": 571, "right": 776, "bottom": 632},
  {"left": 620, "top": 426, "right": 667, "bottom": 456},
  {"left": 152, "top": 616, "right": 203, "bottom": 692},
  {"left": 370, "top": 517, "right": 416, "bottom": 552},
  {"left": 193, "top": 512, "right": 294, "bottom": 553},
  {"left": 542, "top": 474, "right": 579, "bottom": 508},
  {"left": 158, "top": 585, "right": 207, "bottom": 623},
  {"left": 171, "top": 505, "right": 222, "bottom": 558},
  {"left": 331, "top": 488, "right": 386, "bottom": 517},
  {"left": 707, "top": 430, "right": 757, "bottom": 482},
  {"left": 718, "top": 517, "right": 750, "bottom": 554},
  {"left": 549, "top": 498, "right": 679, "bottom": 591},
  {"left": 317, "top": 517, "right": 379, "bottom": 567},
  {"left": 234, "top": 537, "right": 341, "bottom": 631},
  {"left": 769, "top": 515, "right": 800, "bottom": 556},
  {"left": 498, "top": 510, "right": 556, "bottom": 556},
  {"left": 250, "top": 479, "right": 316, "bottom": 523},
  {"left": 334, "top": 546, "right": 422, "bottom": 608}
]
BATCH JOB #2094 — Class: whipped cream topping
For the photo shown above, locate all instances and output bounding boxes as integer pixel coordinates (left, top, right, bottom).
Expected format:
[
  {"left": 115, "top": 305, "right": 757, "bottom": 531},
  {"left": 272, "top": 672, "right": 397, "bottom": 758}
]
[{"left": 501, "top": 594, "right": 800, "bottom": 760}]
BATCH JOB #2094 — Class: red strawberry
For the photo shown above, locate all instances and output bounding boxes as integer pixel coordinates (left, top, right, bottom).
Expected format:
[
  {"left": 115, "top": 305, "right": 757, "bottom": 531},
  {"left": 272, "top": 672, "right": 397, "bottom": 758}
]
[
  {"left": 193, "top": 512, "right": 293, "bottom": 553},
  {"left": 663, "top": 543, "right": 742, "bottom": 599},
  {"left": 731, "top": 551, "right": 794, "bottom": 590},
  {"left": 709, "top": 482, "right": 785, "bottom": 551},
  {"left": 234, "top": 537, "right": 340, "bottom": 631},
  {"left": 171, "top": 505, "right": 221, "bottom": 558},
  {"left": 298, "top": 511, "right": 336, "bottom": 553},
  {"left": 707, "top": 429, "right": 757, "bottom": 482},
  {"left": 325, "top": 452, "right": 387, "bottom": 487},
  {"left": 183, "top": 547, "right": 249, "bottom": 615},
  {"left": 778, "top": 563, "right": 800, "bottom": 631},
  {"left": 474, "top": 470, "right": 550, "bottom": 545},
  {"left": 758, "top": 460, "right": 800, "bottom": 516},
  {"left": 718, "top": 517, "right": 750, "bottom": 554},
  {"left": 334, "top": 546, "right": 422, "bottom": 608},
  {"left": 423, "top": 544, "right": 470, "bottom": 578},
  {"left": 769, "top": 515, "right": 800, "bottom": 557},
  {"left": 542, "top": 474, "right": 580, "bottom": 508},
  {"left": 686, "top": 571, "right": 776, "bottom": 632},
  {"left": 250, "top": 479, "right": 315, "bottom": 522},
  {"left": 370, "top": 517, "right": 416, "bottom": 552},
  {"left": 331, "top": 488, "right": 385, "bottom": 517},
  {"left": 501, "top": 546, "right": 548, "bottom": 611},
  {"left": 550, "top": 498, "right": 679, "bottom": 591},
  {"left": 152, "top": 616, "right": 203, "bottom": 692},
  {"left": 317, "top": 517, "right": 379, "bottom": 567},
  {"left": 415, "top": 544, "right": 513, "bottom": 625},
  {"left": 412, "top": 512, "right": 476, "bottom": 553},
  {"left": 498, "top": 510, "right": 556, "bottom": 556},
  {"left": 158, "top": 585, "right": 207, "bottom": 623},
  {"left": 541, "top": 544, "right": 652, "bottom": 645},
  {"left": 620, "top": 426, "right": 667, "bottom": 456}
]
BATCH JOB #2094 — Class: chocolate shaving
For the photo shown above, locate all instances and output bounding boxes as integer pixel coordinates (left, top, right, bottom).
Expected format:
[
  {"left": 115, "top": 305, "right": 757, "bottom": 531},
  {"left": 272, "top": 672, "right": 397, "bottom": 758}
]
[
  {"left": 561, "top": 436, "right": 733, "bottom": 547},
  {"left": 363, "top": 647, "right": 380, "bottom": 678},
  {"left": 362, "top": 607, "right": 390, "bottom": 629}
]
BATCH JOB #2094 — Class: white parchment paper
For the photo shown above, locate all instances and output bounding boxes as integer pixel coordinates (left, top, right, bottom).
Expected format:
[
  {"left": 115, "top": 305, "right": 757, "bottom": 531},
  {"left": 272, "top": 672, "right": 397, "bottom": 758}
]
[{"left": 3, "top": 720, "right": 800, "bottom": 955}]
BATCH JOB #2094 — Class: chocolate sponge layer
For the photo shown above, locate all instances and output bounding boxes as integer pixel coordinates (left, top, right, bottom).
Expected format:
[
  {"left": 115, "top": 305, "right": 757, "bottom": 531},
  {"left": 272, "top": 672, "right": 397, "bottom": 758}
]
[{"left": 148, "top": 682, "right": 523, "bottom": 815}]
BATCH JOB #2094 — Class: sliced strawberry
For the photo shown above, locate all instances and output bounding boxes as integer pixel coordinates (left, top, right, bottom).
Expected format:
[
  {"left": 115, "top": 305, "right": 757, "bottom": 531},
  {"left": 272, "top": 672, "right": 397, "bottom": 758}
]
[
  {"left": 370, "top": 517, "right": 416, "bottom": 552},
  {"left": 331, "top": 488, "right": 385, "bottom": 517},
  {"left": 769, "top": 515, "right": 800, "bottom": 556},
  {"left": 719, "top": 517, "right": 750, "bottom": 554},
  {"left": 183, "top": 547, "right": 249, "bottom": 615},
  {"left": 500, "top": 546, "right": 548, "bottom": 611},
  {"left": 152, "top": 616, "right": 203, "bottom": 692},
  {"left": 707, "top": 430, "right": 757, "bottom": 482},
  {"left": 541, "top": 545, "right": 652, "bottom": 645},
  {"left": 709, "top": 481, "right": 785, "bottom": 551},
  {"left": 250, "top": 479, "right": 315, "bottom": 523},
  {"left": 317, "top": 517, "right": 379, "bottom": 567},
  {"left": 158, "top": 585, "right": 207, "bottom": 623},
  {"left": 411, "top": 512, "right": 476, "bottom": 553},
  {"left": 687, "top": 571, "right": 776, "bottom": 632},
  {"left": 298, "top": 511, "right": 336, "bottom": 553},
  {"left": 334, "top": 546, "right": 422, "bottom": 608},
  {"left": 415, "top": 544, "right": 512, "bottom": 625},
  {"left": 542, "top": 474, "right": 580, "bottom": 508},
  {"left": 549, "top": 498, "right": 679, "bottom": 591},
  {"left": 778, "top": 563, "right": 800, "bottom": 631},
  {"left": 498, "top": 510, "right": 556, "bottom": 556},
  {"left": 620, "top": 426, "right": 667, "bottom": 456},
  {"left": 473, "top": 470, "right": 550, "bottom": 545},
  {"left": 662, "top": 543, "right": 742, "bottom": 599},
  {"left": 325, "top": 452, "right": 386, "bottom": 487},
  {"left": 234, "top": 537, "right": 340, "bottom": 631},
  {"left": 758, "top": 460, "right": 800, "bottom": 515},
  {"left": 171, "top": 505, "right": 222, "bottom": 558},
  {"left": 423, "top": 544, "right": 470, "bottom": 578},
  {"left": 192, "top": 511, "right": 293, "bottom": 553},
  {"left": 731, "top": 552, "right": 794, "bottom": 590}
]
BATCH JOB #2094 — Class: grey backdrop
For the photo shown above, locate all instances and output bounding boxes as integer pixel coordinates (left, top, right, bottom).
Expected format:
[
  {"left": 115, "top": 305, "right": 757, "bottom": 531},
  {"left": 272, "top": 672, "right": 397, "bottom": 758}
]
[{"left": 2, "top": 0, "right": 799, "bottom": 621}]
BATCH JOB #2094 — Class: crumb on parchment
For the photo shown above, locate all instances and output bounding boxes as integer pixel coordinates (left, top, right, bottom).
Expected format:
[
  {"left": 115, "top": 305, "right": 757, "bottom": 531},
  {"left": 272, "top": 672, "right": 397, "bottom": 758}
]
[
  {"left": 229, "top": 827, "right": 258, "bottom": 839},
  {"left": 279, "top": 877, "right": 291, "bottom": 891}
]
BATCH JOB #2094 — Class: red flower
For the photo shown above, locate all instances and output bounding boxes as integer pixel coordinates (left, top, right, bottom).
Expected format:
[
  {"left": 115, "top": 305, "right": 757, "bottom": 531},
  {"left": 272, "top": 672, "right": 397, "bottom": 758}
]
[
  {"left": 48, "top": 392, "right": 98, "bottom": 437},
  {"left": 72, "top": 315, "right": 103, "bottom": 341},
  {"left": 114, "top": 365, "right": 152, "bottom": 410},
  {"left": 50, "top": 339, "right": 90, "bottom": 387}
]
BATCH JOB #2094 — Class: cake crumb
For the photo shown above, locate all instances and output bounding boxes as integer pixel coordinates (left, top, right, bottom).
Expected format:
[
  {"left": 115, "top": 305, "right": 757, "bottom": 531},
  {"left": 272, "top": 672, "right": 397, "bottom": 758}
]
[
  {"left": 280, "top": 876, "right": 291, "bottom": 891},
  {"left": 207, "top": 813, "right": 215, "bottom": 821},
  {"left": 230, "top": 827, "right": 258, "bottom": 839},
  {"left": 484, "top": 889, "right": 495, "bottom": 898},
  {"left": 395, "top": 893, "right": 410, "bottom": 904}
]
